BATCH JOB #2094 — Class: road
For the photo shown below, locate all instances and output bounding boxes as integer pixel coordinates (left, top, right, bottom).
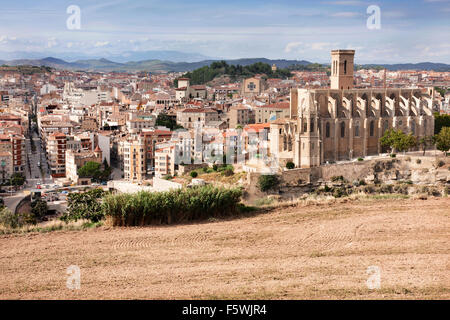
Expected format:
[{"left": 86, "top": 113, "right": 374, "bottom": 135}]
[
  {"left": 24, "top": 129, "right": 52, "bottom": 189},
  {"left": 2, "top": 192, "right": 28, "bottom": 214},
  {"left": 2, "top": 126, "right": 53, "bottom": 213}
]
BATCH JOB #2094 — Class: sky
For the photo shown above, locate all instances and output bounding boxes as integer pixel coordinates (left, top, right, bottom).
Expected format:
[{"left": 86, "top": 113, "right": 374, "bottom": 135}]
[{"left": 0, "top": 0, "right": 449, "bottom": 63}]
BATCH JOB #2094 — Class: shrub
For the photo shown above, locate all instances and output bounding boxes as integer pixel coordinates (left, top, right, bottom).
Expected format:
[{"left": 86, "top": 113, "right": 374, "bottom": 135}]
[
  {"left": 428, "top": 187, "right": 442, "bottom": 197},
  {"left": 18, "top": 212, "right": 37, "bottom": 225},
  {"left": 390, "top": 153, "right": 397, "bottom": 158},
  {"left": 212, "top": 164, "right": 218, "bottom": 171},
  {"left": 102, "top": 186, "right": 243, "bottom": 226},
  {"left": 331, "top": 175, "right": 346, "bottom": 182},
  {"left": 379, "top": 184, "right": 393, "bottom": 194},
  {"left": 202, "top": 167, "right": 208, "bottom": 173},
  {"left": 286, "top": 162, "right": 295, "bottom": 169},
  {"left": 393, "top": 184, "right": 409, "bottom": 195},
  {"left": 222, "top": 168, "right": 234, "bottom": 177},
  {"left": 416, "top": 159, "right": 422, "bottom": 164},
  {"left": 435, "top": 160, "right": 445, "bottom": 168},
  {"left": 363, "top": 185, "right": 375, "bottom": 194},
  {"left": 333, "top": 187, "right": 347, "bottom": 198},
  {"left": 444, "top": 186, "right": 450, "bottom": 196},
  {"left": 255, "top": 197, "right": 274, "bottom": 207},
  {"left": 190, "top": 171, "right": 198, "bottom": 178},
  {"left": 257, "top": 175, "right": 279, "bottom": 192},
  {"left": 163, "top": 174, "right": 172, "bottom": 180},
  {"left": 357, "top": 157, "right": 364, "bottom": 162},
  {"left": 0, "top": 207, "right": 20, "bottom": 228},
  {"left": 352, "top": 179, "right": 366, "bottom": 187},
  {"left": 60, "top": 189, "right": 105, "bottom": 223},
  {"left": 31, "top": 199, "right": 48, "bottom": 218},
  {"left": 405, "top": 156, "right": 411, "bottom": 162}
]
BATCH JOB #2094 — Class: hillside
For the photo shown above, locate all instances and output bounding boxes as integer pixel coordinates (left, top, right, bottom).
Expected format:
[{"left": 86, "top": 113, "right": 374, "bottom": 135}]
[
  {"left": 1, "top": 56, "right": 449, "bottom": 73},
  {"left": 0, "top": 197, "right": 448, "bottom": 299},
  {"left": 176, "top": 61, "right": 293, "bottom": 85}
]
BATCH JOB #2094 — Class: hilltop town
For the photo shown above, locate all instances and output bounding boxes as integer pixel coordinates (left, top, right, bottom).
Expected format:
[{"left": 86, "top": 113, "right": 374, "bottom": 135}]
[{"left": 0, "top": 50, "right": 449, "bottom": 300}]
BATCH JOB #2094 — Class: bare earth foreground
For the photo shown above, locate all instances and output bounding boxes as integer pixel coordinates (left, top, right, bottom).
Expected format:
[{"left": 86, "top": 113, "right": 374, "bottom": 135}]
[{"left": 0, "top": 197, "right": 449, "bottom": 299}]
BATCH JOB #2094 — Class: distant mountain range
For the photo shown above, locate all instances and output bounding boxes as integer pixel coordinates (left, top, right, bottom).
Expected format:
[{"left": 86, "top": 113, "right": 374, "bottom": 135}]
[
  {"left": 1, "top": 55, "right": 449, "bottom": 73},
  {"left": 0, "top": 50, "right": 214, "bottom": 63},
  {"left": 0, "top": 57, "right": 313, "bottom": 73}
]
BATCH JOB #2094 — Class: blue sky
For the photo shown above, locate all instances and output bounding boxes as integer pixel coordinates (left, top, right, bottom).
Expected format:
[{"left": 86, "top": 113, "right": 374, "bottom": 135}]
[{"left": 0, "top": 0, "right": 449, "bottom": 63}]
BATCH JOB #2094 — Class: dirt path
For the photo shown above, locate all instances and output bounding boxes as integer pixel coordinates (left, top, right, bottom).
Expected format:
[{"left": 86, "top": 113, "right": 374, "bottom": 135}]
[{"left": 0, "top": 197, "right": 449, "bottom": 299}]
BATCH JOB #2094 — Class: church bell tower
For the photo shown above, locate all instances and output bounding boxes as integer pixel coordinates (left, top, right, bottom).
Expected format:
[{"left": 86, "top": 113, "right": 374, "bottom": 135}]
[{"left": 330, "top": 49, "right": 355, "bottom": 90}]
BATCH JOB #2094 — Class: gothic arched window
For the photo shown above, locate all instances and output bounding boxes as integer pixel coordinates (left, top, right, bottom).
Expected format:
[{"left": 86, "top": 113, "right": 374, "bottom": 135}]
[
  {"left": 325, "top": 122, "right": 330, "bottom": 138},
  {"left": 340, "top": 121, "right": 345, "bottom": 138},
  {"left": 355, "top": 121, "right": 360, "bottom": 137},
  {"left": 370, "top": 120, "right": 375, "bottom": 137}
]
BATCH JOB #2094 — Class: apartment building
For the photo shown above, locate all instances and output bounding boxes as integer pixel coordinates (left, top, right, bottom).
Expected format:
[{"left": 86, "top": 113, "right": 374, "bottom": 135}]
[
  {"left": 126, "top": 114, "right": 156, "bottom": 133},
  {"left": 228, "top": 105, "right": 253, "bottom": 128},
  {"left": 65, "top": 147, "right": 102, "bottom": 185},
  {"left": 140, "top": 130, "right": 173, "bottom": 171},
  {"left": 254, "top": 102, "right": 290, "bottom": 123},
  {"left": 123, "top": 135, "right": 146, "bottom": 182},
  {"left": 0, "top": 133, "right": 25, "bottom": 174},
  {"left": 154, "top": 143, "right": 176, "bottom": 178},
  {"left": 47, "top": 132, "right": 67, "bottom": 177},
  {"left": 176, "top": 108, "right": 219, "bottom": 129},
  {"left": 0, "top": 151, "right": 13, "bottom": 184}
]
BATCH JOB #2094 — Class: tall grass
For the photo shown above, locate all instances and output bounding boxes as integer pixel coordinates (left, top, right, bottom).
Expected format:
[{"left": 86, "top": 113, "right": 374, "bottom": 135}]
[{"left": 102, "top": 186, "right": 243, "bottom": 226}]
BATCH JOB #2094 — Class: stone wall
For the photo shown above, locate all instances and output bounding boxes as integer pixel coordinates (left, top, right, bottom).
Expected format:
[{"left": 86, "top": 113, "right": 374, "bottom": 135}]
[{"left": 245, "top": 155, "right": 450, "bottom": 197}]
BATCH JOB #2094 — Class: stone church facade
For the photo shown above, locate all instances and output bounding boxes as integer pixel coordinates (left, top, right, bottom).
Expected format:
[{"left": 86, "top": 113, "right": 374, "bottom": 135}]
[{"left": 270, "top": 50, "right": 435, "bottom": 168}]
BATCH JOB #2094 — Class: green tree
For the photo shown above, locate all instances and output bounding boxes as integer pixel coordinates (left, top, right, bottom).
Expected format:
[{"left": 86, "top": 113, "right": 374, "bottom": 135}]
[
  {"left": 9, "top": 173, "right": 25, "bottom": 190},
  {"left": 418, "top": 136, "right": 433, "bottom": 156},
  {"left": 190, "top": 171, "right": 198, "bottom": 178},
  {"left": 100, "top": 159, "right": 112, "bottom": 181},
  {"left": 60, "top": 189, "right": 105, "bottom": 223},
  {"left": 434, "top": 113, "right": 450, "bottom": 134},
  {"left": 435, "top": 127, "right": 450, "bottom": 156},
  {"left": 155, "top": 113, "right": 183, "bottom": 130},
  {"left": 434, "top": 86, "right": 447, "bottom": 98},
  {"left": 380, "top": 129, "right": 416, "bottom": 154},
  {"left": 78, "top": 161, "right": 101, "bottom": 180},
  {"left": 286, "top": 162, "right": 295, "bottom": 170},
  {"left": 31, "top": 199, "right": 48, "bottom": 218},
  {"left": 257, "top": 174, "right": 279, "bottom": 192}
]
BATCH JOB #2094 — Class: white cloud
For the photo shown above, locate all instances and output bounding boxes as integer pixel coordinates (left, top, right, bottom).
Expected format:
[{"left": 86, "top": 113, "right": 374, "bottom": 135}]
[
  {"left": 95, "top": 41, "right": 110, "bottom": 47},
  {"left": 330, "top": 11, "right": 362, "bottom": 17},
  {"left": 284, "top": 42, "right": 302, "bottom": 53},
  {"left": 0, "top": 36, "right": 17, "bottom": 44},
  {"left": 47, "top": 37, "right": 58, "bottom": 48}
]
